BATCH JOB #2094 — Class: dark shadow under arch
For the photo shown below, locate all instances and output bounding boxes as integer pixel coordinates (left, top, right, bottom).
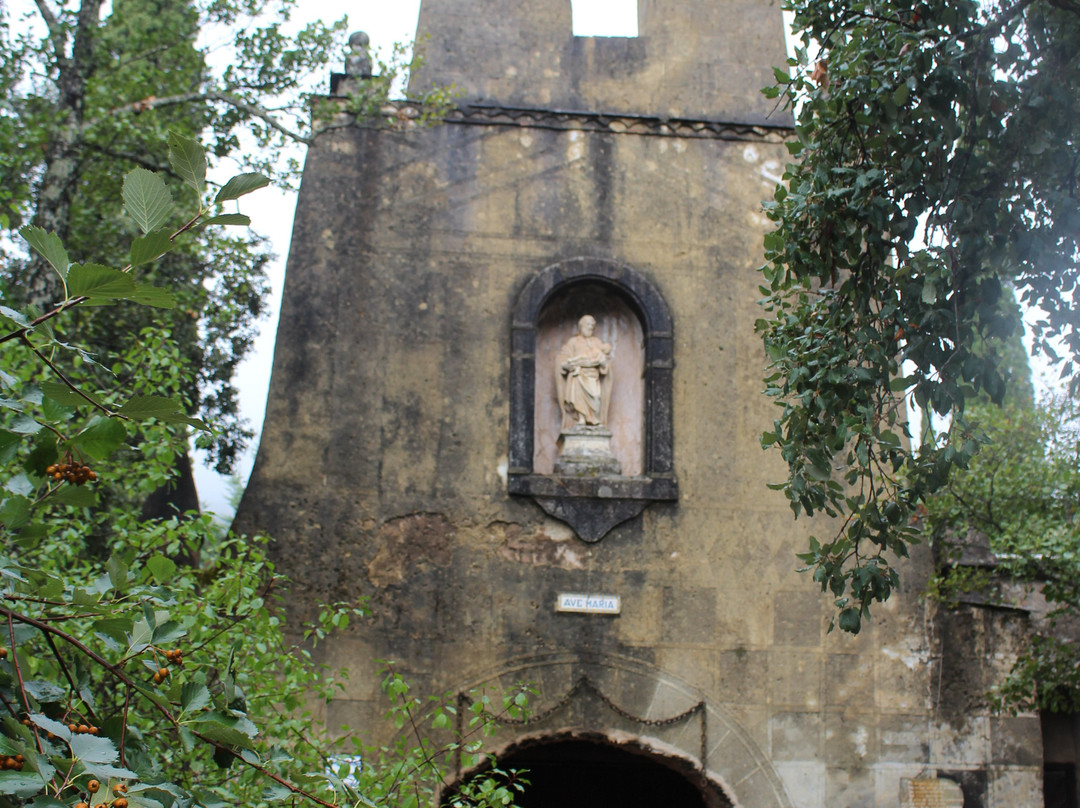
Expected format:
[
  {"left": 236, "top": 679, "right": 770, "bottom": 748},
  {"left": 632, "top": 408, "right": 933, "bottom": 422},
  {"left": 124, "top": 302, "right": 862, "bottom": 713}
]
[
  {"left": 444, "top": 734, "right": 733, "bottom": 808},
  {"left": 508, "top": 257, "right": 677, "bottom": 542}
]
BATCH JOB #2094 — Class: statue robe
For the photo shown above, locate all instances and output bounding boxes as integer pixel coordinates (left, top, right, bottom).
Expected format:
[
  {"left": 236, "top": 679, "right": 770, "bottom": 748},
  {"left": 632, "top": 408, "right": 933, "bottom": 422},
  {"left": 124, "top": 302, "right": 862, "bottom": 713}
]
[{"left": 556, "top": 334, "right": 612, "bottom": 430}]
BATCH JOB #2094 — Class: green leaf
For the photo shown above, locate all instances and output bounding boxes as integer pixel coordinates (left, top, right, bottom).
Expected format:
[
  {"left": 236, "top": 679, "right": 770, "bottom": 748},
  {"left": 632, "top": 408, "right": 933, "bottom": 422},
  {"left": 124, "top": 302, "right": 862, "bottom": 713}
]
[
  {"left": 40, "top": 395, "right": 73, "bottom": 423},
  {"left": 0, "top": 306, "right": 30, "bottom": 327},
  {"left": 19, "top": 226, "right": 69, "bottom": 281},
  {"left": 29, "top": 797, "right": 69, "bottom": 808},
  {"left": 28, "top": 715, "right": 70, "bottom": 741},
  {"left": 201, "top": 214, "right": 251, "bottom": 227},
  {"left": 67, "top": 264, "right": 137, "bottom": 299},
  {"left": 117, "top": 395, "right": 183, "bottom": 420},
  {"left": 0, "top": 496, "right": 32, "bottom": 529},
  {"left": 167, "top": 131, "right": 207, "bottom": 193},
  {"left": 130, "top": 229, "right": 175, "bottom": 266},
  {"left": 214, "top": 173, "right": 269, "bottom": 204},
  {"left": 24, "top": 681, "right": 67, "bottom": 704},
  {"left": 92, "top": 618, "right": 131, "bottom": 646},
  {"left": 0, "top": 771, "right": 48, "bottom": 798},
  {"left": 0, "top": 306, "right": 30, "bottom": 328},
  {"left": 53, "top": 486, "right": 97, "bottom": 508},
  {"left": 181, "top": 682, "right": 212, "bottom": 713},
  {"left": 128, "top": 285, "right": 177, "bottom": 309},
  {"left": 19, "top": 386, "right": 41, "bottom": 405},
  {"left": 262, "top": 783, "right": 292, "bottom": 801},
  {"left": 10, "top": 414, "right": 41, "bottom": 435},
  {"left": 166, "top": 412, "right": 210, "bottom": 431},
  {"left": 122, "top": 168, "right": 174, "bottom": 234},
  {"left": 151, "top": 620, "right": 185, "bottom": 645},
  {"left": 5, "top": 473, "right": 33, "bottom": 497},
  {"left": 41, "top": 380, "right": 101, "bottom": 409},
  {"left": 147, "top": 554, "right": 177, "bottom": 583},
  {"left": 179, "top": 727, "right": 197, "bottom": 753},
  {"left": 837, "top": 607, "right": 862, "bottom": 634},
  {"left": 190, "top": 714, "right": 256, "bottom": 750},
  {"left": 70, "top": 734, "right": 119, "bottom": 764},
  {"left": 0, "top": 430, "right": 21, "bottom": 464},
  {"left": 106, "top": 555, "right": 130, "bottom": 592},
  {"left": 82, "top": 763, "right": 139, "bottom": 780},
  {"left": 118, "top": 396, "right": 208, "bottom": 430},
  {"left": 128, "top": 617, "right": 152, "bottom": 651},
  {"left": 70, "top": 417, "right": 127, "bottom": 460}
]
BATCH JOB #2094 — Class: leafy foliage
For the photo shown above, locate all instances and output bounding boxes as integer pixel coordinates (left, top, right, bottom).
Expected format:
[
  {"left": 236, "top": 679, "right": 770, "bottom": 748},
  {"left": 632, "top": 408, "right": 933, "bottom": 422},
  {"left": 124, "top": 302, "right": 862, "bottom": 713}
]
[
  {"left": 758, "top": 0, "right": 1080, "bottom": 631},
  {"left": 349, "top": 670, "right": 530, "bottom": 808},
  {"left": 0, "top": 138, "right": 525, "bottom": 808},
  {"left": 924, "top": 396, "right": 1080, "bottom": 713},
  {"left": 2, "top": 0, "right": 459, "bottom": 475},
  {"left": 313, "top": 40, "right": 461, "bottom": 132}
]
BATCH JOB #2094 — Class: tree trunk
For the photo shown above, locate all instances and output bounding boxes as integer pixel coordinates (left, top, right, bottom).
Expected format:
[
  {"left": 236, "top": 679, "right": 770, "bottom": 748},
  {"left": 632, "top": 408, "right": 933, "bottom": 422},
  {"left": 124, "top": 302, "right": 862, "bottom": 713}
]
[{"left": 23, "top": 0, "right": 105, "bottom": 309}]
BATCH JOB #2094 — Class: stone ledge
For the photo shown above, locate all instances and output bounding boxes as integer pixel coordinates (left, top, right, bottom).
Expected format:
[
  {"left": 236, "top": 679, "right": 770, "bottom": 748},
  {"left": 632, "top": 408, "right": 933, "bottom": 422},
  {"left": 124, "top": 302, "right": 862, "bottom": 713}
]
[{"left": 508, "top": 472, "right": 678, "bottom": 501}]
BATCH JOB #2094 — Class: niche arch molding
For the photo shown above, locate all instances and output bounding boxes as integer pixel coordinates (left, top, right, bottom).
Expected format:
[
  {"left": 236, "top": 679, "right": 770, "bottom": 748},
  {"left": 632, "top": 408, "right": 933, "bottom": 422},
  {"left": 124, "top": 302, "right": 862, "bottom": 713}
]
[{"left": 508, "top": 257, "right": 677, "bottom": 541}]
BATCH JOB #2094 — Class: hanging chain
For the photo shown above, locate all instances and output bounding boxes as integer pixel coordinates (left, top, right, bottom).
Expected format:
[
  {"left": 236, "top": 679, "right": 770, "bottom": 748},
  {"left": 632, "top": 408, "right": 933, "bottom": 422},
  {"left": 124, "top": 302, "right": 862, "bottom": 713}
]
[{"left": 454, "top": 674, "right": 708, "bottom": 779}]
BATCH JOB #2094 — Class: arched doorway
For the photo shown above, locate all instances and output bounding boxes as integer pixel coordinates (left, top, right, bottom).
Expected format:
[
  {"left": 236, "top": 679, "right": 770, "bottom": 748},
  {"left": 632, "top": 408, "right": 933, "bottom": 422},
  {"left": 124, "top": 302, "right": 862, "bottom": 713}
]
[{"left": 445, "top": 734, "right": 733, "bottom": 808}]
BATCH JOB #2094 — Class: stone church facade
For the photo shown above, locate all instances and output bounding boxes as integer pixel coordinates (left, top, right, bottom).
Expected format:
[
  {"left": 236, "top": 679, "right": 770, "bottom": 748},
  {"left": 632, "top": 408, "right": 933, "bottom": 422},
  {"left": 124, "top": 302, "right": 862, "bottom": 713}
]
[{"left": 234, "top": 1, "right": 1054, "bottom": 805}]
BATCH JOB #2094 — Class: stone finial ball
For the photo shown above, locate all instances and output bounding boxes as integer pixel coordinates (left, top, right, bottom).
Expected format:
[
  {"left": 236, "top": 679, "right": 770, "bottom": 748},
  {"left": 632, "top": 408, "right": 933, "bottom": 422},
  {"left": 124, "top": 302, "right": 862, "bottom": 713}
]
[{"left": 349, "top": 31, "right": 370, "bottom": 49}]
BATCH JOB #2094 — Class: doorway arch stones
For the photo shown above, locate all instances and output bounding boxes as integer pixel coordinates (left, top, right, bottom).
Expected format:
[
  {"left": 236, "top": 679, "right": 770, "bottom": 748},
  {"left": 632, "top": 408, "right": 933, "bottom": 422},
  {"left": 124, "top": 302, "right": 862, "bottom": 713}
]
[{"left": 448, "top": 651, "right": 794, "bottom": 808}]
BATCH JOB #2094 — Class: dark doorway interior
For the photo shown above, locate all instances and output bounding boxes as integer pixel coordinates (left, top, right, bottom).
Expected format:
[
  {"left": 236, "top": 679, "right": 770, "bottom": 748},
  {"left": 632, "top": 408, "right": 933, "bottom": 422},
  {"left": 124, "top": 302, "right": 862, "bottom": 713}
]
[
  {"left": 448, "top": 738, "right": 724, "bottom": 808},
  {"left": 1046, "top": 763, "right": 1078, "bottom": 808},
  {"left": 1042, "top": 712, "right": 1080, "bottom": 808}
]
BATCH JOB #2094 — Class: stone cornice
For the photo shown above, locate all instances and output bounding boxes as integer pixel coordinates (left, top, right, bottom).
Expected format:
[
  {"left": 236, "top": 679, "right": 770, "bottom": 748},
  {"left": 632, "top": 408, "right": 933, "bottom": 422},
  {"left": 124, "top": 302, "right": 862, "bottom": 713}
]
[
  {"left": 444, "top": 102, "right": 793, "bottom": 143},
  {"left": 323, "top": 81, "right": 793, "bottom": 143}
]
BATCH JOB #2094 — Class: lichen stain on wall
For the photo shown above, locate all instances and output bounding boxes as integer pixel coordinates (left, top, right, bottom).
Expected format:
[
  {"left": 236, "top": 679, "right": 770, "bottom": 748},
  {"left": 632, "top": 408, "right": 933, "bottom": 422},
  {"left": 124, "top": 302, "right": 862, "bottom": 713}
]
[{"left": 492, "top": 520, "right": 585, "bottom": 569}]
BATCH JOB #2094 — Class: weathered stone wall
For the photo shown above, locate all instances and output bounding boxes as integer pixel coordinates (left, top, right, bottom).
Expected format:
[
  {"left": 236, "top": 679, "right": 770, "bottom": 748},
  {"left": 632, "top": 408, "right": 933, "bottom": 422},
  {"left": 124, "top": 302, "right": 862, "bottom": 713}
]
[{"left": 234, "top": 1, "right": 1046, "bottom": 805}]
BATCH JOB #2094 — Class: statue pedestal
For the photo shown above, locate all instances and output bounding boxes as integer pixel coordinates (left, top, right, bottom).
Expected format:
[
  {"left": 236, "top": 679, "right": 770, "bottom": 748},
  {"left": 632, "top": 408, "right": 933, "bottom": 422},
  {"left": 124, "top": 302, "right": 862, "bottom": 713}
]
[{"left": 554, "top": 425, "right": 622, "bottom": 476}]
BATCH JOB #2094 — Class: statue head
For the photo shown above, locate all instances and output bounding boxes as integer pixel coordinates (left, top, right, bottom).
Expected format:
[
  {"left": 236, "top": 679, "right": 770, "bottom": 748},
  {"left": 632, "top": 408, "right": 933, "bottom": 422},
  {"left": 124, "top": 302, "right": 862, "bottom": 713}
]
[
  {"left": 346, "top": 31, "right": 374, "bottom": 79},
  {"left": 578, "top": 315, "right": 596, "bottom": 337}
]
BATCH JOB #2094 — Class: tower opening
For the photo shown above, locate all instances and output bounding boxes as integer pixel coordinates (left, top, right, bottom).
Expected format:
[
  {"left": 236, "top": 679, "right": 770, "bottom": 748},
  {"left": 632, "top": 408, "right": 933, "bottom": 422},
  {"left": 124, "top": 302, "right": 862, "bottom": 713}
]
[
  {"left": 445, "top": 737, "right": 732, "bottom": 808},
  {"left": 571, "top": 0, "right": 638, "bottom": 37}
]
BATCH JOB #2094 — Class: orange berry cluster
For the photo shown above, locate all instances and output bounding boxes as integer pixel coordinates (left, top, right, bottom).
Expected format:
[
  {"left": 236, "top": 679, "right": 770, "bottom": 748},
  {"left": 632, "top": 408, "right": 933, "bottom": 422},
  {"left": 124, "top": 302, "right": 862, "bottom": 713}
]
[
  {"left": 78, "top": 780, "right": 128, "bottom": 808},
  {"left": 46, "top": 460, "right": 96, "bottom": 485},
  {"left": 152, "top": 647, "right": 183, "bottom": 684},
  {"left": 67, "top": 722, "right": 100, "bottom": 735},
  {"left": 1, "top": 754, "right": 24, "bottom": 770}
]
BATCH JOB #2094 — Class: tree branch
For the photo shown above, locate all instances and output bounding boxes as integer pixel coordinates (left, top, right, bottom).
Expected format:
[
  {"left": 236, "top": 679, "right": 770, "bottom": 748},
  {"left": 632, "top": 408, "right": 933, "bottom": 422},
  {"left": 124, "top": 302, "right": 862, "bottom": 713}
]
[
  {"left": 84, "top": 142, "right": 172, "bottom": 175},
  {"left": 103, "top": 92, "right": 312, "bottom": 145},
  {"left": 23, "top": 333, "right": 121, "bottom": 418},
  {"left": 32, "top": 0, "right": 69, "bottom": 72}
]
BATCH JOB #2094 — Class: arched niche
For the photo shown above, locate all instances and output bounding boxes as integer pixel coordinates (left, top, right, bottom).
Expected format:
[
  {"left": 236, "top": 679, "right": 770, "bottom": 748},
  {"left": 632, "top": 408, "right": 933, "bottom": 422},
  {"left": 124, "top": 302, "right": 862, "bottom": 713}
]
[
  {"left": 534, "top": 283, "right": 645, "bottom": 477},
  {"left": 508, "top": 257, "right": 677, "bottom": 541}
]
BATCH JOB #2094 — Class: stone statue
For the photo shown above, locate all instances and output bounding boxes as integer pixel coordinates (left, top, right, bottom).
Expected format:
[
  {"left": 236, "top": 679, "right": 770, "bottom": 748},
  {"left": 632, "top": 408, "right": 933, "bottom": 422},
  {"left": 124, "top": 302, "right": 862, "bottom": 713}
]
[
  {"left": 556, "top": 314, "right": 613, "bottom": 430},
  {"left": 345, "top": 31, "right": 373, "bottom": 79}
]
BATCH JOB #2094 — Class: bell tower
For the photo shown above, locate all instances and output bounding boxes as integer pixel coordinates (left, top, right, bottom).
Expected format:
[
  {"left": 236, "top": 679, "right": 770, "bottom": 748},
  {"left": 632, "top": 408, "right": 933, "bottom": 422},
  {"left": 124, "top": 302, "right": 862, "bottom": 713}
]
[{"left": 234, "top": 1, "right": 1045, "bottom": 805}]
